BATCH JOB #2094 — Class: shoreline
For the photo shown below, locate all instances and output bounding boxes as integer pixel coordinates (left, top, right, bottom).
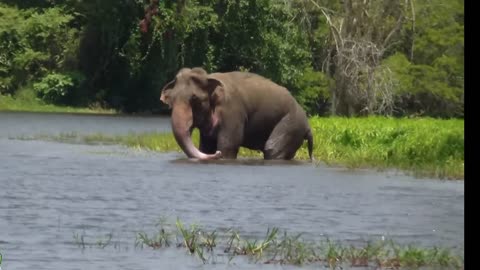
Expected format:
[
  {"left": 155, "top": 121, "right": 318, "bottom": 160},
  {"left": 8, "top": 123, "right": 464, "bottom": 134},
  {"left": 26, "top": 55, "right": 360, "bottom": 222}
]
[{"left": 0, "top": 103, "right": 463, "bottom": 180}]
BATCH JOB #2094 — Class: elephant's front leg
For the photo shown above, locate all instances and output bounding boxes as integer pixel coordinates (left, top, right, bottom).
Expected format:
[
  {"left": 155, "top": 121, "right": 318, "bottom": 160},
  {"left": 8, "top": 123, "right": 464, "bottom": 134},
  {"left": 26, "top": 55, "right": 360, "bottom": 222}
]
[
  {"left": 216, "top": 127, "right": 242, "bottom": 159},
  {"left": 199, "top": 133, "right": 218, "bottom": 154}
]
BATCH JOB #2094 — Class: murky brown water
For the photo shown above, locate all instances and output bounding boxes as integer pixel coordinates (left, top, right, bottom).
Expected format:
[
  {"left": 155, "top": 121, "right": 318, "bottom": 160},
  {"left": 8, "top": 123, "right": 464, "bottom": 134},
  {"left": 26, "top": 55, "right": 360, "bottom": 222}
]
[{"left": 0, "top": 112, "right": 464, "bottom": 269}]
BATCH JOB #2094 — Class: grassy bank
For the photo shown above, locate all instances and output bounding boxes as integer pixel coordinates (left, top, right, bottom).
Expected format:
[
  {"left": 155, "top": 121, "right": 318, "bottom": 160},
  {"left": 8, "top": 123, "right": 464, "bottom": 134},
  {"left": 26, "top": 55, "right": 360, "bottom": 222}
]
[
  {"left": 73, "top": 218, "right": 463, "bottom": 269},
  {"left": 29, "top": 116, "right": 463, "bottom": 179},
  {"left": 0, "top": 93, "right": 116, "bottom": 114},
  {"left": 303, "top": 116, "right": 464, "bottom": 179}
]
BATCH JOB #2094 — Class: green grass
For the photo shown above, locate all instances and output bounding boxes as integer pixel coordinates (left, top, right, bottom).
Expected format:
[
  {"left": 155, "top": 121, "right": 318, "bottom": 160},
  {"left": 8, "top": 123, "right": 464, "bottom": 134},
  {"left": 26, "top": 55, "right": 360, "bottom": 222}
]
[
  {"left": 0, "top": 90, "right": 116, "bottom": 114},
  {"left": 76, "top": 218, "right": 464, "bottom": 269},
  {"left": 19, "top": 116, "right": 463, "bottom": 179},
  {"left": 301, "top": 116, "right": 464, "bottom": 179}
]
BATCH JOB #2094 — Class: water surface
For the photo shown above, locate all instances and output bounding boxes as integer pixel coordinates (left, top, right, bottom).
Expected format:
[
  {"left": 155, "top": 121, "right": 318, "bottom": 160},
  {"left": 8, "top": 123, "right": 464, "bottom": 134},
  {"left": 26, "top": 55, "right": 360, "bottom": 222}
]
[
  {"left": 0, "top": 111, "right": 170, "bottom": 138},
  {"left": 0, "top": 112, "right": 464, "bottom": 269}
]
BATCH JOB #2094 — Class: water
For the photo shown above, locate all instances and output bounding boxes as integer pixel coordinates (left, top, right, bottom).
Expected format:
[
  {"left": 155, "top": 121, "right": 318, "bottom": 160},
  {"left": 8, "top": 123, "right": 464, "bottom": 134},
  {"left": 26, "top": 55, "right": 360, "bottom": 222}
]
[
  {"left": 0, "top": 112, "right": 464, "bottom": 269},
  {"left": 0, "top": 111, "right": 171, "bottom": 137}
]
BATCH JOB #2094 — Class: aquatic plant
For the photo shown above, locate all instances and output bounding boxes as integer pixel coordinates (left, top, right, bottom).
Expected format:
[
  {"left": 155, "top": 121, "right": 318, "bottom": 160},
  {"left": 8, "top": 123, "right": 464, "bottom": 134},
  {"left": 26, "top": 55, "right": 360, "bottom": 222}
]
[{"left": 84, "top": 218, "right": 464, "bottom": 269}]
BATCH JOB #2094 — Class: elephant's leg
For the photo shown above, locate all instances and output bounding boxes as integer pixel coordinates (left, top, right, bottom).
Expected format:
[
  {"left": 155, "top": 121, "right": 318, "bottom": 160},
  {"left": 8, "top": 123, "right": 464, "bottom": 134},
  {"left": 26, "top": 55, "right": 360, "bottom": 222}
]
[
  {"left": 218, "top": 146, "right": 239, "bottom": 159},
  {"left": 199, "top": 133, "right": 217, "bottom": 154},
  {"left": 263, "top": 113, "right": 305, "bottom": 160},
  {"left": 216, "top": 126, "right": 243, "bottom": 159}
]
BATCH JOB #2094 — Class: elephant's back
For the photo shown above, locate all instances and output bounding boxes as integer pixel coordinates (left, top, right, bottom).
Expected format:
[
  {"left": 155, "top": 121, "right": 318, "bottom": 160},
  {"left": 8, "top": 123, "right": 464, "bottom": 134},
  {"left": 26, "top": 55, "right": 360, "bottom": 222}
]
[
  {"left": 219, "top": 72, "right": 300, "bottom": 147},
  {"left": 225, "top": 72, "right": 294, "bottom": 104}
]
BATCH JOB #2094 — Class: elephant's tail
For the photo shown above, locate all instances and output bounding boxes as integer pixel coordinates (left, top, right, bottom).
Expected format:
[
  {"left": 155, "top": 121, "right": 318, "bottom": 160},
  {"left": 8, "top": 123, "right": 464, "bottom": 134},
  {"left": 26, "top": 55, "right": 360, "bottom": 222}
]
[{"left": 306, "top": 129, "right": 314, "bottom": 161}]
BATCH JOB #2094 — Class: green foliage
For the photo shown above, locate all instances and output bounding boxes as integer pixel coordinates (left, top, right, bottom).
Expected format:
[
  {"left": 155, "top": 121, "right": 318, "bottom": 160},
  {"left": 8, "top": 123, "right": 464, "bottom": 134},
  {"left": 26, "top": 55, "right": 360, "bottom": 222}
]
[
  {"left": 382, "top": 0, "right": 464, "bottom": 117},
  {"left": 33, "top": 72, "right": 84, "bottom": 104},
  {"left": 411, "top": 0, "right": 464, "bottom": 66},
  {"left": 383, "top": 53, "right": 463, "bottom": 117},
  {"left": 293, "top": 67, "right": 332, "bottom": 116},
  {"left": 212, "top": 0, "right": 311, "bottom": 89},
  {"left": 0, "top": 3, "right": 80, "bottom": 96},
  {"left": 0, "top": 0, "right": 464, "bottom": 117},
  {"left": 303, "top": 116, "right": 464, "bottom": 179}
]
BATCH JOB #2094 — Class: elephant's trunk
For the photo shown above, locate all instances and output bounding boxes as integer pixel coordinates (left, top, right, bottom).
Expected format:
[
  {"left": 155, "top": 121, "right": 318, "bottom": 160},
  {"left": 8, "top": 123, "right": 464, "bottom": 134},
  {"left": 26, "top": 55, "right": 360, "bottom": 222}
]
[{"left": 171, "top": 102, "right": 222, "bottom": 160}]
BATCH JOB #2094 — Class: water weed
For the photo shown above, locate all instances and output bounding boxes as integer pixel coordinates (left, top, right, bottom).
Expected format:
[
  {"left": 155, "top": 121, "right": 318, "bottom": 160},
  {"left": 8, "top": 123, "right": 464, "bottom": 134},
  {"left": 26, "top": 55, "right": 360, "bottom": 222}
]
[
  {"left": 77, "top": 218, "right": 463, "bottom": 269},
  {"left": 73, "top": 231, "right": 86, "bottom": 249},
  {"left": 135, "top": 230, "right": 171, "bottom": 249},
  {"left": 95, "top": 233, "right": 113, "bottom": 249},
  {"left": 73, "top": 231, "right": 116, "bottom": 250},
  {"left": 175, "top": 218, "right": 201, "bottom": 253}
]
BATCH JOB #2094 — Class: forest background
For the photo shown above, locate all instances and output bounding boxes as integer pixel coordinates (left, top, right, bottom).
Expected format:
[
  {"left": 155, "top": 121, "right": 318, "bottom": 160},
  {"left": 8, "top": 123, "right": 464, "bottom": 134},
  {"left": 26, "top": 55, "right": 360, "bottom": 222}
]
[{"left": 0, "top": 0, "right": 464, "bottom": 117}]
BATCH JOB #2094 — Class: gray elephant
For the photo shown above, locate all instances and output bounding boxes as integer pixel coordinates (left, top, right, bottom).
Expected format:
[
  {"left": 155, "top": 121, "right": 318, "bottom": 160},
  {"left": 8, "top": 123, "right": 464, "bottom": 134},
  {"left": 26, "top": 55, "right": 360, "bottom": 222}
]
[{"left": 160, "top": 67, "right": 313, "bottom": 161}]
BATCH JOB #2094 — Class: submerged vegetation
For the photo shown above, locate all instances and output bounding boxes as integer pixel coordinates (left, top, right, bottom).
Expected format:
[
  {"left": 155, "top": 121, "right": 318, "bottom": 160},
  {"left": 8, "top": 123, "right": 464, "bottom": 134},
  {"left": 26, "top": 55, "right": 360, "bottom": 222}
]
[
  {"left": 73, "top": 218, "right": 464, "bottom": 269},
  {"left": 20, "top": 116, "right": 463, "bottom": 180}
]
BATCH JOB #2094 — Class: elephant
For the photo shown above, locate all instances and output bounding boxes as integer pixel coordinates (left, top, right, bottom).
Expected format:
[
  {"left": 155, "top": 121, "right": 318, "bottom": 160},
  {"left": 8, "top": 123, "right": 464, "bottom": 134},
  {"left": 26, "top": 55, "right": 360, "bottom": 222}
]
[{"left": 160, "top": 67, "right": 313, "bottom": 161}]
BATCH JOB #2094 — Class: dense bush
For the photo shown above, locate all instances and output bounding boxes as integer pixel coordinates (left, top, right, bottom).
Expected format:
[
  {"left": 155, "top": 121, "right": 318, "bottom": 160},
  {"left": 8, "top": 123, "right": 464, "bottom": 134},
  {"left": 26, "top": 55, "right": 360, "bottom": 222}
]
[
  {"left": 0, "top": 4, "right": 80, "bottom": 95},
  {"left": 33, "top": 72, "right": 84, "bottom": 104},
  {"left": 293, "top": 68, "right": 332, "bottom": 116},
  {"left": 384, "top": 53, "right": 463, "bottom": 118}
]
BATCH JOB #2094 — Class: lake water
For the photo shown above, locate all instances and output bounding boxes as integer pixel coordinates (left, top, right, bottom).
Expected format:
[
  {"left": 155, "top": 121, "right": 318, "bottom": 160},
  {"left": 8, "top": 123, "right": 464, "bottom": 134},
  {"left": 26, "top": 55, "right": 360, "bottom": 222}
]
[{"left": 0, "top": 112, "right": 464, "bottom": 269}]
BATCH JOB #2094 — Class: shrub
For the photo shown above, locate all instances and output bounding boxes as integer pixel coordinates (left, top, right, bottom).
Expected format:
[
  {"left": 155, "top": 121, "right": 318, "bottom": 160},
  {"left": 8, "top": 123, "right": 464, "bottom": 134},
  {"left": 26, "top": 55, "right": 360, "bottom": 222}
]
[
  {"left": 33, "top": 72, "right": 84, "bottom": 104},
  {"left": 293, "top": 68, "right": 332, "bottom": 116}
]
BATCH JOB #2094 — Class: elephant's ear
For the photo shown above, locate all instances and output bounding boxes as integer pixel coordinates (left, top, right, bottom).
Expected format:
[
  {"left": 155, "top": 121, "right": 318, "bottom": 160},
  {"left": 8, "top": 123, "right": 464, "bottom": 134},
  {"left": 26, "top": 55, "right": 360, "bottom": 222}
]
[
  {"left": 206, "top": 78, "right": 227, "bottom": 109},
  {"left": 160, "top": 79, "right": 175, "bottom": 106},
  {"left": 190, "top": 71, "right": 227, "bottom": 107},
  {"left": 190, "top": 71, "right": 210, "bottom": 92}
]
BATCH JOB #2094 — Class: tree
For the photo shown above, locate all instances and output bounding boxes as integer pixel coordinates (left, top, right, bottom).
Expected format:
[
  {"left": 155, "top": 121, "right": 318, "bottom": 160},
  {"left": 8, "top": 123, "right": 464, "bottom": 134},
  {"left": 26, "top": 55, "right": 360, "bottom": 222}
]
[
  {"left": 0, "top": 0, "right": 463, "bottom": 117},
  {"left": 305, "top": 0, "right": 413, "bottom": 116},
  {"left": 0, "top": 4, "right": 80, "bottom": 100},
  {"left": 385, "top": 0, "right": 464, "bottom": 117}
]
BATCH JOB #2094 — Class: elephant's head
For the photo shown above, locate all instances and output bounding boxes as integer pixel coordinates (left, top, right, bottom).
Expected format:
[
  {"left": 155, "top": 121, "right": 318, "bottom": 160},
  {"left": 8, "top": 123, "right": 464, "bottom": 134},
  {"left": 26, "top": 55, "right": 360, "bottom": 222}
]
[{"left": 160, "top": 67, "right": 224, "bottom": 160}]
